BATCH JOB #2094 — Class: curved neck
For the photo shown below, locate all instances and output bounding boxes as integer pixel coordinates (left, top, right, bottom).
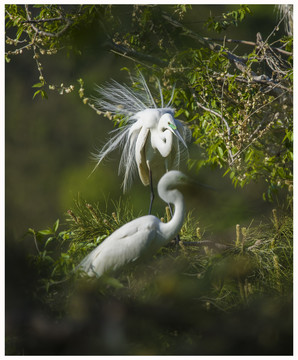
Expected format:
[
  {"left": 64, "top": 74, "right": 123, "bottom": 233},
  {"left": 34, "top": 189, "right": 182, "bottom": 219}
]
[
  {"left": 159, "top": 189, "right": 185, "bottom": 242},
  {"left": 150, "top": 128, "right": 173, "bottom": 158}
]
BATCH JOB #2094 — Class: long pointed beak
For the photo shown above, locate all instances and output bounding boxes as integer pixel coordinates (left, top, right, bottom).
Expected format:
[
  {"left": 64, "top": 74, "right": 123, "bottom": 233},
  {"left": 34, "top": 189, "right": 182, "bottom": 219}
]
[
  {"left": 172, "top": 127, "right": 187, "bottom": 148},
  {"left": 163, "top": 112, "right": 188, "bottom": 148}
]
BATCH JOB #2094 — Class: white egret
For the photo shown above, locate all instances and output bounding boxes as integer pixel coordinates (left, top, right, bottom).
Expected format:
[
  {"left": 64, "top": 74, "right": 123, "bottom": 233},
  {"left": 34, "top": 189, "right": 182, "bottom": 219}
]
[
  {"left": 77, "top": 170, "right": 189, "bottom": 278},
  {"left": 276, "top": 5, "right": 293, "bottom": 36},
  {"left": 92, "top": 74, "right": 191, "bottom": 214}
]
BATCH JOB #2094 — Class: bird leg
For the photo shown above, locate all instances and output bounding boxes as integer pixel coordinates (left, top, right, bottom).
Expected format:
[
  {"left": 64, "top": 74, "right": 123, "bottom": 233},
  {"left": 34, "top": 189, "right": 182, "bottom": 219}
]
[{"left": 148, "top": 168, "right": 155, "bottom": 215}]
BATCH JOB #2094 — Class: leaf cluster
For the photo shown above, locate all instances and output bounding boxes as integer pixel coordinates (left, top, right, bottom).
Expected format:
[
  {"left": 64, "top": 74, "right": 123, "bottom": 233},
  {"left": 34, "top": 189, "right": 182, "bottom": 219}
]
[{"left": 206, "top": 5, "right": 251, "bottom": 33}]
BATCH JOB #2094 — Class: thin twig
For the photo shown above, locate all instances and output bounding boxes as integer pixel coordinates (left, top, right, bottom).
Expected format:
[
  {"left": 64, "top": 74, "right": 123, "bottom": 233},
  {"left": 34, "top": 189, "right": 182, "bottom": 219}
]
[
  {"left": 232, "top": 90, "right": 290, "bottom": 160},
  {"left": 203, "top": 37, "right": 292, "bottom": 56},
  {"left": 190, "top": 87, "right": 231, "bottom": 138},
  {"left": 173, "top": 239, "right": 229, "bottom": 250},
  {"left": 22, "top": 16, "right": 64, "bottom": 24},
  {"left": 105, "top": 39, "right": 167, "bottom": 67},
  {"left": 32, "top": 231, "right": 41, "bottom": 254},
  {"left": 5, "top": 38, "right": 35, "bottom": 55},
  {"left": 25, "top": 5, "right": 71, "bottom": 38},
  {"left": 213, "top": 72, "right": 292, "bottom": 93},
  {"left": 163, "top": 11, "right": 292, "bottom": 86},
  {"left": 110, "top": 50, "right": 152, "bottom": 69},
  {"left": 189, "top": 86, "right": 234, "bottom": 164},
  {"left": 264, "top": 7, "right": 290, "bottom": 45}
]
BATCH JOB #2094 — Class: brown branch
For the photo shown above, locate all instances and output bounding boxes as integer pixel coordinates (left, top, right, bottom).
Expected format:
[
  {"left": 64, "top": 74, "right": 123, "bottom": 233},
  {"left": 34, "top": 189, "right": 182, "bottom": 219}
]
[
  {"left": 162, "top": 12, "right": 249, "bottom": 70},
  {"left": 189, "top": 86, "right": 230, "bottom": 134},
  {"left": 24, "top": 5, "right": 71, "bottom": 38},
  {"left": 203, "top": 37, "right": 292, "bottom": 56},
  {"left": 170, "top": 239, "right": 230, "bottom": 251},
  {"left": 162, "top": 12, "right": 220, "bottom": 51},
  {"left": 22, "top": 16, "right": 64, "bottom": 24},
  {"left": 214, "top": 72, "right": 292, "bottom": 93},
  {"left": 232, "top": 90, "right": 290, "bottom": 161},
  {"left": 104, "top": 39, "right": 167, "bottom": 67},
  {"left": 163, "top": 12, "right": 292, "bottom": 84}
]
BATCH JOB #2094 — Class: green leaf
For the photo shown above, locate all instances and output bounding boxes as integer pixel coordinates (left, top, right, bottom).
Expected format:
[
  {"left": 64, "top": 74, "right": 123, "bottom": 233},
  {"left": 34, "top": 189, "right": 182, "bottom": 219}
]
[
  {"left": 33, "top": 89, "right": 48, "bottom": 99},
  {"left": 175, "top": 108, "right": 185, "bottom": 117},
  {"left": 102, "top": 275, "right": 124, "bottom": 289},
  {"left": 38, "top": 229, "right": 53, "bottom": 236},
  {"left": 28, "top": 228, "right": 36, "bottom": 235},
  {"left": 217, "top": 146, "right": 224, "bottom": 158},
  {"left": 53, "top": 219, "right": 60, "bottom": 232},
  {"left": 61, "top": 253, "right": 70, "bottom": 260},
  {"left": 32, "top": 82, "right": 45, "bottom": 88},
  {"left": 33, "top": 90, "right": 41, "bottom": 99},
  {"left": 45, "top": 237, "right": 54, "bottom": 248}
]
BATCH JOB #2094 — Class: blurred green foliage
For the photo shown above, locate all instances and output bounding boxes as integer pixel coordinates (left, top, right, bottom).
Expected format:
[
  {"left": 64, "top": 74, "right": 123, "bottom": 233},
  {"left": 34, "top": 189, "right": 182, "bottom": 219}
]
[
  {"left": 29, "top": 200, "right": 293, "bottom": 307},
  {"left": 10, "top": 202, "right": 293, "bottom": 355}
]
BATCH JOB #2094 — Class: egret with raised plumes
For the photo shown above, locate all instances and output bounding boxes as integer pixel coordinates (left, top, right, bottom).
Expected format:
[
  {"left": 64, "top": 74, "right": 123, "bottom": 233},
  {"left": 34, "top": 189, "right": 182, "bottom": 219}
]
[{"left": 92, "top": 74, "right": 191, "bottom": 214}]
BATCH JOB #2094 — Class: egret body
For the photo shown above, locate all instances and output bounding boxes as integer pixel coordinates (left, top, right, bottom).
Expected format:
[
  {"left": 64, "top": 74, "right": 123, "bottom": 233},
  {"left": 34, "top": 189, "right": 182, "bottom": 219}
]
[{"left": 77, "top": 170, "right": 188, "bottom": 278}]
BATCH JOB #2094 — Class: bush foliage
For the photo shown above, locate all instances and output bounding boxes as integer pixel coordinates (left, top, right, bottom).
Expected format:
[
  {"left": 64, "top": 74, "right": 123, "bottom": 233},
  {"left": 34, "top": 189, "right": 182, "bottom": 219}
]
[{"left": 23, "top": 200, "right": 292, "bottom": 354}]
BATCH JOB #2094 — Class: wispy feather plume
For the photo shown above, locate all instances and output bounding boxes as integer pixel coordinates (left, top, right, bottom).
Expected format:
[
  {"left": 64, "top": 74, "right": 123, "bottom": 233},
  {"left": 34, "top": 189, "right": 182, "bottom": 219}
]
[{"left": 92, "top": 74, "right": 191, "bottom": 191}]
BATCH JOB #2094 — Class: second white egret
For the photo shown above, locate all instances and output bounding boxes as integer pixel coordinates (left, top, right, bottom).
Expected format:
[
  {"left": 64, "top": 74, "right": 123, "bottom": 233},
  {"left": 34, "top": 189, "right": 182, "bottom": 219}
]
[{"left": 77, "top": 170, "right": 189, "bottom": 278}]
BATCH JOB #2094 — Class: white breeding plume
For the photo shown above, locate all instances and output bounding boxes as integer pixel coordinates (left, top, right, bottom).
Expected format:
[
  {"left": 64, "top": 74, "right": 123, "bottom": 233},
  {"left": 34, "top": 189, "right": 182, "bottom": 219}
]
[{"left": 276, "top": 4, "right": 293, "bottom": 36}]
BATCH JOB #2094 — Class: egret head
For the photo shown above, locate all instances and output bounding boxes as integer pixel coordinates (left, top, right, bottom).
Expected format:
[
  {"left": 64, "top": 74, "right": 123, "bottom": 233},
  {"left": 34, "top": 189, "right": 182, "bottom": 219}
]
[
  {"left": 158, "top": 170, "right": 190, "bottom": 192},
  {"left": 159, "top": 113, "right": 187, "bottom": 148}
]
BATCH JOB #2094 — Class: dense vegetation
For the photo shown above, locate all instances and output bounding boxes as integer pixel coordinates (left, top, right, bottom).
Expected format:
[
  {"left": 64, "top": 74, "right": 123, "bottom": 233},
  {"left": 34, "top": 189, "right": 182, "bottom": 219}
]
[{"left": 5, "top": 5, "right": 293, "bottom": 355}]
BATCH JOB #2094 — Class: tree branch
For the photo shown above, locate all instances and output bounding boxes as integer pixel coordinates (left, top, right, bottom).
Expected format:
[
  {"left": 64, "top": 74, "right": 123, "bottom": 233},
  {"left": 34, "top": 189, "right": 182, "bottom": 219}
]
[
  {"left": 22, "top": 16, "right": 64, "bottom": 24},
  {"left": 202, "top": 37, "right": 292, "bottom": 56},
  {"left": 162, "top": 12, "right": 292, "bottom": 87},
  {"left": 171, "top": 239, "right": 230, "bottom": 251},
  {"left": 103, "top": 39, "right": 167, "bottom": 67},
  {"left": 24, "top": 5, "right": 71, "bottom": 38}
]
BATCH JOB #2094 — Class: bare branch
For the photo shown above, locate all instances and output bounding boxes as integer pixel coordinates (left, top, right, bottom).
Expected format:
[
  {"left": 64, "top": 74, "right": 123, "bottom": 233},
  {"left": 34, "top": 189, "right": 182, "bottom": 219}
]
[
  {"left": 176, "top": 239, "right": 229, "bottom": 251},
  {"left": 22, "top": 17, "right": 64, "bottom": 24},
  {"left": 104, "top": 39, "right": 167, "bottom": 67},
  {"left": 24, "top": 5, "right": 71, "bottom": 38},
  {"left": 203, "top": 37, "right": 292, "bottom": 56}
]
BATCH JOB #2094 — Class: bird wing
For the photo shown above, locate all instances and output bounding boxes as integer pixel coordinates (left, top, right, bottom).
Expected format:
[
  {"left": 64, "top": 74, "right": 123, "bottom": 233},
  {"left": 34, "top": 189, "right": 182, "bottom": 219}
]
[
  {"left": 135, "top": 127, "right": 151, "bottom": 186},
  {"left": 78, "top": 215, "right": 158, "bottom": 277}
]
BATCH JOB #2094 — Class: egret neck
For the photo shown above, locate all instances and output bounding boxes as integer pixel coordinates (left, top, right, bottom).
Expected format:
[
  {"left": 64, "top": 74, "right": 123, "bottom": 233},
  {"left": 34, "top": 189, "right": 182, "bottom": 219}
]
[{"left": 159, "top": 188, "right": 185, "bottom": 243}]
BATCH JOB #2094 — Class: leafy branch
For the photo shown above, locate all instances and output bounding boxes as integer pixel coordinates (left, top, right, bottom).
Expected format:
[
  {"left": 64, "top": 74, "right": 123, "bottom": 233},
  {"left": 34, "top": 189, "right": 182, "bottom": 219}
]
[{"left": 5, "top": 4, "right": 293, "bottom": 202}]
